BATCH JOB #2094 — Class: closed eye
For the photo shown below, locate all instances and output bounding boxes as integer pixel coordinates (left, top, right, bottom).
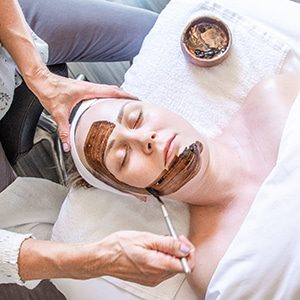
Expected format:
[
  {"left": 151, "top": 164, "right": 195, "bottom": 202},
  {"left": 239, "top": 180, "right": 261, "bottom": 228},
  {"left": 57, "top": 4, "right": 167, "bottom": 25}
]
[
  {"left": 133, "top": 110, "right": 143, "bottom": 129},
  {"left": 119, "top": 106, "right": 143, "bottom": 170},
  {"left": 120, "top": 145, "right": 129, "bottom": 170}
]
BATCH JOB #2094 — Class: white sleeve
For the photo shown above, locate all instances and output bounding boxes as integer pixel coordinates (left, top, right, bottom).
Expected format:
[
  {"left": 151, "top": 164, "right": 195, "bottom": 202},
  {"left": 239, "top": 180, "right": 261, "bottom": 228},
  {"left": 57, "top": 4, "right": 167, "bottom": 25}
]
[
  {"left": 0, "top": 229, "right": 32, "bottom": 285},
  {"left": 0, "top": 177, "right": 67, "bottom": 288}
]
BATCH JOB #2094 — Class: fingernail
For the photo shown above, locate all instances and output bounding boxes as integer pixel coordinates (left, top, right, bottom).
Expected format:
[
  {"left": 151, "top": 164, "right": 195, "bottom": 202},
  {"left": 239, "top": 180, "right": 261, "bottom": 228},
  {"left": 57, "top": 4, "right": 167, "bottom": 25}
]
[
  {"left": 180, "top": 243, "right": 191, "bottom": 254},
  {"left": 63, "top": 143, "right": 70, "bottom": 152}
]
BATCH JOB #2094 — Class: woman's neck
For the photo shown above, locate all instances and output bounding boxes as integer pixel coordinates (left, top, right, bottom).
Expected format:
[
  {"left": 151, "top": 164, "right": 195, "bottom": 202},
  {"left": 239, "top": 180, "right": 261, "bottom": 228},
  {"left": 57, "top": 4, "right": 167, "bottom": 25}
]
[{"left": 173, "top": 117, "right": 267, "bottom": 206}]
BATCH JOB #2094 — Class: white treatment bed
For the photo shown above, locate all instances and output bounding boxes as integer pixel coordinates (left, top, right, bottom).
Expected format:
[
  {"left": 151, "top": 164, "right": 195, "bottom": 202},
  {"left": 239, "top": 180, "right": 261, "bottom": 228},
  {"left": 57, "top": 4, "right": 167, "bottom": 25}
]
[{"left": 51, "top": 0, "right": 300, "bottom": 299}]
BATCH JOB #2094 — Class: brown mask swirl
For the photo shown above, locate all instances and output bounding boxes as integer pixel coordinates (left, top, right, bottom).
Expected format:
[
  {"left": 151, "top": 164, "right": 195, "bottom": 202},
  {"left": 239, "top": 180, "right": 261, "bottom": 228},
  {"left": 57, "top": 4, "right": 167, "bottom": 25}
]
[{"left": 146, "top": 141, "right": 203, "bottom": 196}]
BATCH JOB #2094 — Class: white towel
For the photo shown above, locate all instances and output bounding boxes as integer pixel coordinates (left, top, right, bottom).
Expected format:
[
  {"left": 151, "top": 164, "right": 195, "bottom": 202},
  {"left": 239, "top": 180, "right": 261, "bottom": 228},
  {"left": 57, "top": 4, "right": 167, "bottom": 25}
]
[
  {"left": 52, "top": 0, "right": 290, "bottom": 299},
  {"left": 122, "top": 0, "right": 289, "bottom": 138}
]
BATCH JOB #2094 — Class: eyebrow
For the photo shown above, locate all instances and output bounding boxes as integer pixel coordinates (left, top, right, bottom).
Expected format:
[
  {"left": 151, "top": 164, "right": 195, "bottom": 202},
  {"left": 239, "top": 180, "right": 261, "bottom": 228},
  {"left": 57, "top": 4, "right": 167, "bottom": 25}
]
[
  {"left": 105, "top": 101, "right": 131, "bottom": 161},
  {"left": 117, "top": 101, "right": 131, "bottom": 124},
  {"left": 105, "top": 139, "right": 115, "bottom": 161}
]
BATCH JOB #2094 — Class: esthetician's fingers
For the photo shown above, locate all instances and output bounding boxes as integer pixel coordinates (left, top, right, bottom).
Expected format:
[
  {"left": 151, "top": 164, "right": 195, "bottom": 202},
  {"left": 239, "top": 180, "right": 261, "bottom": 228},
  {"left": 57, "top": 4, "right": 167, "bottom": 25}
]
[
  {"left": 178, "top": 235, "right": 196, "bottom": 269},
  {"left": 56, "top": 114, "right": 71, "bottom": 152},
  {"left": 178, "top": 235, "right": 195, "bottom": 254},
  {"left": 31, "top": 69, "right": 137, "bottom": 152},
  {"left": 146, "top": 235, "right": 194, "bottom": 273},
  {"left": 53, "top": 81, "right": 136, "bottom": 151},
  {"left": 150, "top": 235, "right": 194, "bottom": 258},
  {"left": 94, "top": 231, "right": 194, "bottom": 286},
  {"left": 76, "top": 81, "right": 137, "bottom": 101}
]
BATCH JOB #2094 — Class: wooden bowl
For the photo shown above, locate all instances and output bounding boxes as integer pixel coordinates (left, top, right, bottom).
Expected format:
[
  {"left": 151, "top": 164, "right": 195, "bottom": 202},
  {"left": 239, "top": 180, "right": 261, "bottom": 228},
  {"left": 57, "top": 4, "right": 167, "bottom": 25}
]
[{"left": 181, "top": 16, "right": 232, "bottom": 67}]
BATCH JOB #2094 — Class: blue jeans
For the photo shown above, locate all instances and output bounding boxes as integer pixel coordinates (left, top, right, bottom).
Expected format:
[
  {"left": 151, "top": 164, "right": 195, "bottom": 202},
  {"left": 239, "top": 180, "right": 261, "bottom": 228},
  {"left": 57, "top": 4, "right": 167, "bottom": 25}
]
[{"left": 19, "top": 0, "right": 157, "bottom": 64}]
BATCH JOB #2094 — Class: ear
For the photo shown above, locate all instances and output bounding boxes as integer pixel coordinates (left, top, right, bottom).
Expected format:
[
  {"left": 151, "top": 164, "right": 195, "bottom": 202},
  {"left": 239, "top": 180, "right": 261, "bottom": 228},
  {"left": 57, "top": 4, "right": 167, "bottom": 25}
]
[{"left": 129, "top": 193, "right": 148, "bottom": 202}]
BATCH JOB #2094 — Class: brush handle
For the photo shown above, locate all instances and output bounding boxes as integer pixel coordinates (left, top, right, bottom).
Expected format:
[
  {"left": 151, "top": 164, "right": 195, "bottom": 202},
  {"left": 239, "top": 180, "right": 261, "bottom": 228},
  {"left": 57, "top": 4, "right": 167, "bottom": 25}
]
[{"left": 161, "top": 205, "right": 191, "bottom": 274}]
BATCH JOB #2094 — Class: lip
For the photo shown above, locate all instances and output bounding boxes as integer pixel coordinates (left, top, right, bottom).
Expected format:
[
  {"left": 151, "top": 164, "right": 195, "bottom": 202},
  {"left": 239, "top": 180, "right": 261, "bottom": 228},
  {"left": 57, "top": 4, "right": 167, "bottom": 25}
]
[{"left": 164, "top": 134, "right": 177, "bottom": 166}]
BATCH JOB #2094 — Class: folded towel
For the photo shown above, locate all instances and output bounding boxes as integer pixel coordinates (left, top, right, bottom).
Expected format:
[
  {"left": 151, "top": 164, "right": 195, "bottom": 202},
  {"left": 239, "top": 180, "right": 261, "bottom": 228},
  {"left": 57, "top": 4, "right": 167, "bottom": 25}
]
[{"left": 52, "top": 0, "right": 289, "bottom": 299}]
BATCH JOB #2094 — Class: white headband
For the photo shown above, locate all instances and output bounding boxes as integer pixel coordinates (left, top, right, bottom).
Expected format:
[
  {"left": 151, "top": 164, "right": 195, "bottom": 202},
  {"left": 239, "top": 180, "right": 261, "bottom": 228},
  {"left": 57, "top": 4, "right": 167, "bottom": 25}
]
[{"left": 70, "top": 99, "right": 126, "bottom": 195}]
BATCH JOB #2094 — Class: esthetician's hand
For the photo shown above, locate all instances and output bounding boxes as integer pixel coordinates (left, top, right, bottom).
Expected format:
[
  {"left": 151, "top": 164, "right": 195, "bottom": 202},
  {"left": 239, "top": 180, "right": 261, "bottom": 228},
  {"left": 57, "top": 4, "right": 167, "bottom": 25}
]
[
  {"left": 18, "top": 231, "right": 194, "bottom": 285},
  {"left": 85, "top": 231, "right": 195, "bottom": 286},
  {"left": 25, "top": 67, "right": 135, "bottom": 152},
  {"left": 1, "top": 0, "right": 135, "bottom": 152}
]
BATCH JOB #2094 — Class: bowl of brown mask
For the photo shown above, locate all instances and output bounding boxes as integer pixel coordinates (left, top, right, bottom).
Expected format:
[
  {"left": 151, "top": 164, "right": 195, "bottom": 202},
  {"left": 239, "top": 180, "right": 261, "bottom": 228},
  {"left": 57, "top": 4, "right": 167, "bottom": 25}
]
[{"left": 181, "top": 16, "right": 232, "bottom": 67}]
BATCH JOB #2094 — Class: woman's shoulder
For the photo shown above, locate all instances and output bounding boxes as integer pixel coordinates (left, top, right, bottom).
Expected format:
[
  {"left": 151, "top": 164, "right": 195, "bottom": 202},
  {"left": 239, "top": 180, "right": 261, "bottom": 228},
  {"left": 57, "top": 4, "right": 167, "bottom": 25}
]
[{"left": 249, "top": 71, "right": 300, "bottom": 107}]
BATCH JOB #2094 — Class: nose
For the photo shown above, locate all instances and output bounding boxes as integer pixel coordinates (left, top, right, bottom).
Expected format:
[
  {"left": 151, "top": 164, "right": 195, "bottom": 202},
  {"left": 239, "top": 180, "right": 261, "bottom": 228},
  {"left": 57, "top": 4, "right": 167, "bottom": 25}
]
[
  {"left": 124, "top": 129, "right": 157, "bottom": 154},
  {"left": 143, "top": 131, "right": 157, "bottom": 154}
]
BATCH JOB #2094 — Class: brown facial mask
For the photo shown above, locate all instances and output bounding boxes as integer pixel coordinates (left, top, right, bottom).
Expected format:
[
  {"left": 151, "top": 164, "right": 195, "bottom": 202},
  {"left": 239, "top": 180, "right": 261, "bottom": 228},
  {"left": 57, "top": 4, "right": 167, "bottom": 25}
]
[
  {"left": 147, "top": 141, "right": 203, "bottom": 196},
  {"left": 84, "top": 121, "right": 203, "bottom": 196},
  {"left": 84, "top": 121, "right": 147, "bottom": 194}
]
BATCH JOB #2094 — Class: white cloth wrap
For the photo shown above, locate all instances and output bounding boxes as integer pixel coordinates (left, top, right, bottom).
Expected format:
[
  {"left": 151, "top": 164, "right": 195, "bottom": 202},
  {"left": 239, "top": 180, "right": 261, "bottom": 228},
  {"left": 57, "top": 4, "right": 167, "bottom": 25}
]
[
  {"left": 0, "top": 177, "right": 67, "bottom": 287},
  {"left": 0, "top": 229, "right": 31, "bottom": 285},
  {"left": 52, "top": 0, "right": 300, "bottom": 299}
]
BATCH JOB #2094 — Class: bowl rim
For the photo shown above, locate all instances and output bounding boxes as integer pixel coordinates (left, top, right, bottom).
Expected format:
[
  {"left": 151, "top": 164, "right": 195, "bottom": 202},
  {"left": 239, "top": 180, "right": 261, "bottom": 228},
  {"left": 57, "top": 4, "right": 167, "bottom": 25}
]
[{"left": 181, "top": 15, "right": 232, "bottom": 65}]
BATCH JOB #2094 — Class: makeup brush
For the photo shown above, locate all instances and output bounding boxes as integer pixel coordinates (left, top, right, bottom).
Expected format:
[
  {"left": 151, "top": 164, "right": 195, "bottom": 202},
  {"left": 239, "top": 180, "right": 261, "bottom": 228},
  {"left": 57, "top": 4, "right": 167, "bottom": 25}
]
[{"left": 146, "top": 188, "right": 191, "bottom": 274}]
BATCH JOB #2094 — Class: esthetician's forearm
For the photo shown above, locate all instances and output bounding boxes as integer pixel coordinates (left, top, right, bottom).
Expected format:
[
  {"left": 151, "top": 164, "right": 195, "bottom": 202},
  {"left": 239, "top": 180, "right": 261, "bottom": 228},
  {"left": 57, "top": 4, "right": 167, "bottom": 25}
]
[
  {"left": 18, "top": 238, "right": 102, "bottom": 281},
  {"left": 19, "top": 231, "right": 194, "bottom": 285},
  {"left": 0, "top": 0, "right": 47, "bottom": 82}
]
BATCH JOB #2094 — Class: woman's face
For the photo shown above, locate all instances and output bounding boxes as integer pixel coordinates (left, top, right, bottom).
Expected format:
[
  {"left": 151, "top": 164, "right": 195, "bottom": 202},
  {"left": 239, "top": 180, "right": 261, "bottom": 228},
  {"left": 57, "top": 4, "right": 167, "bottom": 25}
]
[{"left": 76, "top": 99, "right": 208, "bottom": 196}]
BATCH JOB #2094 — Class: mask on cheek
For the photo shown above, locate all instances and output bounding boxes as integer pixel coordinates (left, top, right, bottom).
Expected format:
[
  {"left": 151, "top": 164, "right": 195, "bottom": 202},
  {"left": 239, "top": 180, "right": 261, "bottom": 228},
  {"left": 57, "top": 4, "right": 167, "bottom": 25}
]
[{"left": 146, "top": 141, "right": 203, "bottom": 196}]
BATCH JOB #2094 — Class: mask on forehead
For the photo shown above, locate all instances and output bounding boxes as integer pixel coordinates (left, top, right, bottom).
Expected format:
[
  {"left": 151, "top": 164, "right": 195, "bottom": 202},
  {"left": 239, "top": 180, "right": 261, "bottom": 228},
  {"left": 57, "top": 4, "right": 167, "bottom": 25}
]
[{"left": 84, "top": 120, "right": 203, "bottom": 196}]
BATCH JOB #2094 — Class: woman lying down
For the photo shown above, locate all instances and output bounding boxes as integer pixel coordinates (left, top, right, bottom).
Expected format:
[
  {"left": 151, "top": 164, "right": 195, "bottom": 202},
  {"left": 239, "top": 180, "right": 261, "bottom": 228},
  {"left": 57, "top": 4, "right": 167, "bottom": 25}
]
[{"left": 70, "top": 71, "right": 299, "bottom": 299}]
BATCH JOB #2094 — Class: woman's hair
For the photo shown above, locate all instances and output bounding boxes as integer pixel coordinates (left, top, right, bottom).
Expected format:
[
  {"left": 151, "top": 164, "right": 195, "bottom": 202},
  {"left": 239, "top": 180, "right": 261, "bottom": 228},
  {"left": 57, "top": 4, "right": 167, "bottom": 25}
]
[{"left": 66, "top": 154, "right": 91, "bottom": 189}]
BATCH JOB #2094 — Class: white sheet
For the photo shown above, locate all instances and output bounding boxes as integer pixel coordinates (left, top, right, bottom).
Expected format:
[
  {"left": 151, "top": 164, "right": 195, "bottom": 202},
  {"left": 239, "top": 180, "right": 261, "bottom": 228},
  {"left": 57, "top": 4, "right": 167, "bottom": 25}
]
[
  {"left": 206, "top": 90, "right": 300, "bottom": 300},
  {"left": 52, "top": 0, "right": 300, "bottom": 299}
]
